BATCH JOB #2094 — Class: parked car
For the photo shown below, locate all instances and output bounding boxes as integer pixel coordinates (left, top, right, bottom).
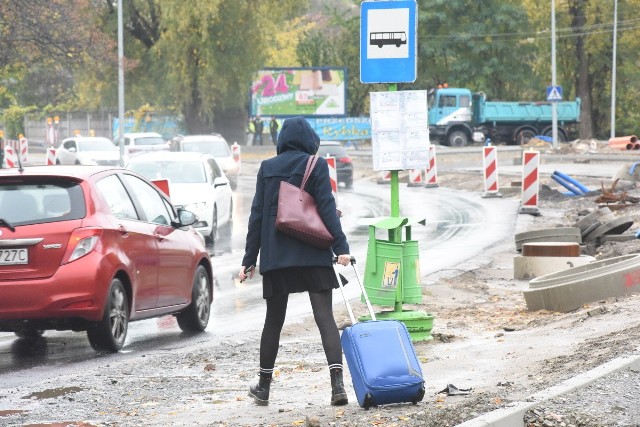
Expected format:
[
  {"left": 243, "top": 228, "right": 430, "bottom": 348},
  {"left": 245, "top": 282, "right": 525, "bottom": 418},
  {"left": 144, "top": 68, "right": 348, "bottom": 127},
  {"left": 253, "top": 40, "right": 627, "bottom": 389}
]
[
  {"left": 126, "top": 151, "right": 233, "bottom": 248},
  {"left": 170, "top": 134, "right": 239, "bottom": 190},
  {"left": 317, "top": 141, "right": 354, "bottom": 189},
  {"left": 56, "top": 136, "right": 122, "bottom": 166},
  {"left": 119, "top": 132, "right": 169, "bottom": 155},
  {"left": 0, "top": 166, "right": 213, "bottom": 352}
]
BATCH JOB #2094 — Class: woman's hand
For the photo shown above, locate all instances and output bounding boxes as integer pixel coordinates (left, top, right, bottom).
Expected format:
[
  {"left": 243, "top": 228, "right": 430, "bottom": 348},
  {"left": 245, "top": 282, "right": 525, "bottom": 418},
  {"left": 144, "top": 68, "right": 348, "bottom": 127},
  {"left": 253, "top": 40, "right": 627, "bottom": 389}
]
[
  {"left": 337, "top": 254, "right": 351, "bottom": 266},
  {"left": 239, "top": 265, "right": 255, "bottom": 283}
]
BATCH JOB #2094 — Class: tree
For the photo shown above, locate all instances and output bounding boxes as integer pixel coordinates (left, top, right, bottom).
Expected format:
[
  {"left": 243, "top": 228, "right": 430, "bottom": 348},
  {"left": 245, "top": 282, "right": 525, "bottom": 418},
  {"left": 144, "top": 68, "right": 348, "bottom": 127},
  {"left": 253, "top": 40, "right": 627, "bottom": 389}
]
[
  {"left": 0, "top": 0, "right": 114, "bottom": 109},
  {"left": 415, "top": 0, "right": 537, "bottom": 100},
  {"left": 93, "top": 0, "right": 308, "bottom": 142}
]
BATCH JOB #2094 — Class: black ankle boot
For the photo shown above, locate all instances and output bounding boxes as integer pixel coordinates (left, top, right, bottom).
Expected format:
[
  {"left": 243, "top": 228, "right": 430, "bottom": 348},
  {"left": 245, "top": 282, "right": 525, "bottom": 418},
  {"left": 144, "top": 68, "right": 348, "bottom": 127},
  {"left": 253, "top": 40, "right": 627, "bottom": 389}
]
[
  {"left": 330, "top": 369, "right": 348, "bottom": 406},
  {"left": 249, "top": 376, "right": 271, "bottom": 406}
]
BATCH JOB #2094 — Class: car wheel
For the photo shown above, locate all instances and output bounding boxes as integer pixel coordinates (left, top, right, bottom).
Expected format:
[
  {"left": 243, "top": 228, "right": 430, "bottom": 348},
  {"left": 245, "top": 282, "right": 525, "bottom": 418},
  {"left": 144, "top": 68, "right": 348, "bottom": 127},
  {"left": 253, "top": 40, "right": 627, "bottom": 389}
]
[
  {"left": 206, "top": 206, "right": 218, "bottom": 250},
  {"left": 15, "top": 329, "right": 45, "bottom": 339},
  {"left": 345, "top": 177, "right": 353, "bottom": 190},
  {"left": 87, "top": 278, "right": 129, "bottom": 353},
  {"left": 176, "top": 265, "right": 211, "bottom": 332}
]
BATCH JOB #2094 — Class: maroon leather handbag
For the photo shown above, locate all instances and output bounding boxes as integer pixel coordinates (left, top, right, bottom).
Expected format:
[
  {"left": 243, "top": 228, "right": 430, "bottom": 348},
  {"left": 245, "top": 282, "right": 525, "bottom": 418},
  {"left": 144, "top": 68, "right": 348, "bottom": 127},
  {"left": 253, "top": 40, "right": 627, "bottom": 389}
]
[{"left": 275, "top": 155, "right": 334, "bottom": 249}]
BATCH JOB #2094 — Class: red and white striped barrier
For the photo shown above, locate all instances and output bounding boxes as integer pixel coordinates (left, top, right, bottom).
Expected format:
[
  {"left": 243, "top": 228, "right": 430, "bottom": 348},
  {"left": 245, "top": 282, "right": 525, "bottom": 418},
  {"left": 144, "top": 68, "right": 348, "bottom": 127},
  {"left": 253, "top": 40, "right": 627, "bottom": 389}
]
[
  {"left": 424, "top": 145, "right": 439, "bottom": 188},
  {"left": 482, "top": 145, "right": 502, "bottom": 197},
  {"left": 18, "top": 137, "right": 28, "bottom": 164},
  {"left": 377, "top": 170, "right": 391, "bottom": 184},
  {"left": 407, "top": 169, "right": 424, "bottom": 187},
  {"left": 231, "top": 142, "right": 241, "bottom": 172},
  {"left": 326, "top": 156, "right": 338, "bottom": 199},
  {"left": 520, "top": 150, "right": 540, "bottom": 215},
  {"left": 3, "top": 145, "right": 16, "bottom": 168},
  {"left": 46, "top": 147, "right": 56, "bottom": 165}
]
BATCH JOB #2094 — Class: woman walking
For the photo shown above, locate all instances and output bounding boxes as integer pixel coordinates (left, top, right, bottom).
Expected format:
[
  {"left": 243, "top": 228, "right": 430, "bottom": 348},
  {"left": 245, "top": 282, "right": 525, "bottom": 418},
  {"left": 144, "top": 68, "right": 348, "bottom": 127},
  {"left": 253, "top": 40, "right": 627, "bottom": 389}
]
[{"left": 239, "top": 116, "right": 350, "bottom": 407}]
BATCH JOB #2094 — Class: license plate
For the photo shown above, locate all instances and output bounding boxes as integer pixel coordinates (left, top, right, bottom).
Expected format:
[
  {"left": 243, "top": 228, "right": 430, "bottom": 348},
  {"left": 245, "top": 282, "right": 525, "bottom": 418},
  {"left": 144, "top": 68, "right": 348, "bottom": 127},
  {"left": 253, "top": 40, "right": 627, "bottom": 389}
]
[{"left": 0, "top": 248, "right": 28, "bottom": 265}]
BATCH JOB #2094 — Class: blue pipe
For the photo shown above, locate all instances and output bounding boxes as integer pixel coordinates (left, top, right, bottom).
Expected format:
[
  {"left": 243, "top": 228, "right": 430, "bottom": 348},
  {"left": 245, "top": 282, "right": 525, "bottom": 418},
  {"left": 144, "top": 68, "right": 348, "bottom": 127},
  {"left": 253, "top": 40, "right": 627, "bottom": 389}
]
[
  {"left": 551, "top": 174, "right": 584, "bottom": 196},
  {"left": 553, "top": 171, "right": 590, "bottom": 194}
]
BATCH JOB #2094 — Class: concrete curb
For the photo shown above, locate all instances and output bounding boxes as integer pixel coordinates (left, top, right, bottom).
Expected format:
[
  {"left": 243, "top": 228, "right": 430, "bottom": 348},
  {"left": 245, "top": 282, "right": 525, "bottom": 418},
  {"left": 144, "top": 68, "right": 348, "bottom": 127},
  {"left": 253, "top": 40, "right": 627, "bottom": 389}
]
[{"left": 456, "top": 350, "right": 640, "bottom": 427}]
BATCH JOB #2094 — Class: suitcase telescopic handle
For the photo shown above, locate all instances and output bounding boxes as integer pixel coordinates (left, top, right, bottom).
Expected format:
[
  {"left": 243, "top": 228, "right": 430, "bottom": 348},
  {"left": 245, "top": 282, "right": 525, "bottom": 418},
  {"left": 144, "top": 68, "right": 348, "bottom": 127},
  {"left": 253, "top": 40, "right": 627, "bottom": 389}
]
[{"left": 333, "top": 256, "right": 377, "bottom": 324}]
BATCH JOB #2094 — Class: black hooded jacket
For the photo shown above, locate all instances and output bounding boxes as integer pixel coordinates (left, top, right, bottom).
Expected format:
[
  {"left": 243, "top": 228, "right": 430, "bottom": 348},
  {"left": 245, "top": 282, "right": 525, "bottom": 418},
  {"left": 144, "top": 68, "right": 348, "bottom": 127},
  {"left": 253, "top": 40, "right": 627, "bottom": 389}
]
[{"left": 241, "top": 117, "right": 349, "bottom": 274}]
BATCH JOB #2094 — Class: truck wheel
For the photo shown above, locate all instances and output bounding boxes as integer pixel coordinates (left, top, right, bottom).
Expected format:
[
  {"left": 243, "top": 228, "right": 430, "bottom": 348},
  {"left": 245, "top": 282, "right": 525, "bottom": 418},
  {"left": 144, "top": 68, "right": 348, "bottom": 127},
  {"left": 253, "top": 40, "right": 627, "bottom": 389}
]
[
  {"left": 515, "top": 129, "right": 536, "bottom": 145},
  {"left": 543, "top": 128, "right": 567, "bottom": 143},
  {"left": 448, "top": 131, "right": 469, "bottom": 147}
]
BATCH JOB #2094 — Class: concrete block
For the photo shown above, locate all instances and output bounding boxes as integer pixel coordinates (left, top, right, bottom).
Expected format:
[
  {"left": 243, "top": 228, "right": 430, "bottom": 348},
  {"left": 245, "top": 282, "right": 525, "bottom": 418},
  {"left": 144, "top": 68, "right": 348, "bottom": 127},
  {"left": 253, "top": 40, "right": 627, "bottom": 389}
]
[
  {"left": 514, "top": 254, "right": 594, "bottom": 280},
  {"left": 524, "top": 254, "right": 640, "bottom": 312}
]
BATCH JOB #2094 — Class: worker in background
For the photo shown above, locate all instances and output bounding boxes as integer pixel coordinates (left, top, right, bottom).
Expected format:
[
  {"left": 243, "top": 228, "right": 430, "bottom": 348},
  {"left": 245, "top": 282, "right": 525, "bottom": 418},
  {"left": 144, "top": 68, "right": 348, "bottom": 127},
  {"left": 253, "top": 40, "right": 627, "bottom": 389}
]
[{"left": 270, "top": 117, "right": 279, "bottom": 145}]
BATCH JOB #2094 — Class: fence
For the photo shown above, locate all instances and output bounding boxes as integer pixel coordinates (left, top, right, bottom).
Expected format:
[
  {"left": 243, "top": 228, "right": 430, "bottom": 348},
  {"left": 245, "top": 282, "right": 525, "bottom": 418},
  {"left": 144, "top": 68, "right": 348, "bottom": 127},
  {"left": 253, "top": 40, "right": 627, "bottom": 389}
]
[{"left": 24, "top": 111, "right": 114, "bottom": 147}]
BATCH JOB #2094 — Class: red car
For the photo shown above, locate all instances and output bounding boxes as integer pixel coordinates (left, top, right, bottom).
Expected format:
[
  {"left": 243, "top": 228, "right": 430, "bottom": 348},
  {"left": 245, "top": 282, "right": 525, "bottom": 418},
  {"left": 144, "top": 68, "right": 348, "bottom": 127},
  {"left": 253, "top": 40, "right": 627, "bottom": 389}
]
[{"left": 0, "top": 165, "right": 213, "bottom": 352}]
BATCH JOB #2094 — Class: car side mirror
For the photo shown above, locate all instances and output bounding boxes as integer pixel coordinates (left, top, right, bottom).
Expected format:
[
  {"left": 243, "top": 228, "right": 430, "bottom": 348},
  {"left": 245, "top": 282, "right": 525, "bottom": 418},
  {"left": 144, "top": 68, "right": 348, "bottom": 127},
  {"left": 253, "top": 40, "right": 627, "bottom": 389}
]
[
  {"left": 213, "top": 177, "right": 229, "bottom": 188},
  {"left": 175, "top": 208, "right": 197, "bottom": 227},
  {"left": 69, "top": 147, "right": 77, "bottom": 153}
]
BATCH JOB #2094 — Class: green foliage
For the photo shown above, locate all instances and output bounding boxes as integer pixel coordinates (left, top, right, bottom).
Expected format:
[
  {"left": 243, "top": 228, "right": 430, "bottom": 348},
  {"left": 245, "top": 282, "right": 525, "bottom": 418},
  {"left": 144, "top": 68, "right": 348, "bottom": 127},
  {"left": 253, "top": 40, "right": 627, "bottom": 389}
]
[
  {"left": 414, "top": 0, "right": 537, "bottom": 100},
  {"left": 2, "top": 105, "right": 36, "bottom": 139}
]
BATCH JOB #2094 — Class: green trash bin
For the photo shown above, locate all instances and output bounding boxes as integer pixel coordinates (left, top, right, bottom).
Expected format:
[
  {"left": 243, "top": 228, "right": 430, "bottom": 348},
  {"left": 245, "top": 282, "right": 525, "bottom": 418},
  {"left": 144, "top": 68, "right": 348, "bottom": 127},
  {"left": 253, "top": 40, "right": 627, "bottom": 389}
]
[
  {"left": 401, "top": 240, "right": 422, "bottom": 304},
  {"left": 364, "top": 238, "right": 404, "bottom": 307}
]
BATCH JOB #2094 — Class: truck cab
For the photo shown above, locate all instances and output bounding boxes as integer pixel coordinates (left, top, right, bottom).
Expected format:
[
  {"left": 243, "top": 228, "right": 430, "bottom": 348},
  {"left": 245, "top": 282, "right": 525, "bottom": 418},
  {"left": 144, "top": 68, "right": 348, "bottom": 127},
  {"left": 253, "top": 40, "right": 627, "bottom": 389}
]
[{"left": 427, "top": 87, "right": 474, "bottom": 146}]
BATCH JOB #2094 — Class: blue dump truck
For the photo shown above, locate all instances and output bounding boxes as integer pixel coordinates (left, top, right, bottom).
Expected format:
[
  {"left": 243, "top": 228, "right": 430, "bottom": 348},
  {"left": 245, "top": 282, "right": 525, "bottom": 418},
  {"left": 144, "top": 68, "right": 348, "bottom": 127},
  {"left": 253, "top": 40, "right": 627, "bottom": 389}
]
[{"left": 427, "top": 87, "right": 581, "bottom": 146}]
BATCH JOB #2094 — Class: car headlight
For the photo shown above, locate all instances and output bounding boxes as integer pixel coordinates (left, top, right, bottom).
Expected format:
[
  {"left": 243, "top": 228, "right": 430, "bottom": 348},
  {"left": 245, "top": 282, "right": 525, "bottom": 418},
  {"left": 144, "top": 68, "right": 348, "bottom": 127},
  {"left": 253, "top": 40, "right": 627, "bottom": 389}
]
[{"left": 184, "top": 201, "right": 209, "bottom": 211}]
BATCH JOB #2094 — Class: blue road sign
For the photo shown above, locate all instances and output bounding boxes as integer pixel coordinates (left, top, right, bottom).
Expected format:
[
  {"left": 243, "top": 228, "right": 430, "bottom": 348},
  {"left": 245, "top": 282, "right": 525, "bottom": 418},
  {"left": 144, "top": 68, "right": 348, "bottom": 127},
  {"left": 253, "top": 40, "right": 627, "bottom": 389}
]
[
  {"left": 360, "top": 0, "right": 417, "bottom": 84},
  {"left": 546, "top": 85, "right": 563, "bottom": 102}
]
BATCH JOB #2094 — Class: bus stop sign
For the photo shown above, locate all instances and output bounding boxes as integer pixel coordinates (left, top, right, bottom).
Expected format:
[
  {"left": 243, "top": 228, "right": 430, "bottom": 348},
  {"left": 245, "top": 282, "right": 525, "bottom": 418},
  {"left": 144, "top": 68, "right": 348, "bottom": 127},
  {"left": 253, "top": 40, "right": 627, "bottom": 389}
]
[{"left": 360, "top": 0, "right": 417, "bottom": 84}]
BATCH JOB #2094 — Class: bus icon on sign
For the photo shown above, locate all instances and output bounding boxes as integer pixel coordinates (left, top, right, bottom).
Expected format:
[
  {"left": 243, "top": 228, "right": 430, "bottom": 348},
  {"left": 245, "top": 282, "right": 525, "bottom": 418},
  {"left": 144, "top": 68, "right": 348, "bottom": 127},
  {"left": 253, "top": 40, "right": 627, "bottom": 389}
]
[{"left": 369, "top": 31, "right": 407, "bottom": 48}]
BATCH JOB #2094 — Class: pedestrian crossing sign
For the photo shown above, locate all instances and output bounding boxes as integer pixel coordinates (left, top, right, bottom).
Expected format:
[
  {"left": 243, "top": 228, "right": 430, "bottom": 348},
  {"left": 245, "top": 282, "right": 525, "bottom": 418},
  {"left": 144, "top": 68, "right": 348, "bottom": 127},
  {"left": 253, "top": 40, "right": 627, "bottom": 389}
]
[{"left": 546, "top": 85, "right": 563, "bottom": 102}]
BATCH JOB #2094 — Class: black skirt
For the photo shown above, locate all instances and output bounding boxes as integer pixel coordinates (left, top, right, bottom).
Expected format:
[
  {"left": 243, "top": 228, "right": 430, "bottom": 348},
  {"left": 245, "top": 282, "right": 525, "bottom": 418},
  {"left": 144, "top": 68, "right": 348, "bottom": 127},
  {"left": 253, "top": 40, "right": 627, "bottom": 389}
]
[{"left": 262, "top": 266, "right": 339, "bottom": 299}]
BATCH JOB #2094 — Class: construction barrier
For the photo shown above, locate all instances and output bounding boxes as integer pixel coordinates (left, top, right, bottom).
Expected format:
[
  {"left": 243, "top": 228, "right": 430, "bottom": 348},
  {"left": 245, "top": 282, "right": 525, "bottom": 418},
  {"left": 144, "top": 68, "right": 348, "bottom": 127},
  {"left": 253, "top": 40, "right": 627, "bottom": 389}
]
[
  {"left": 407, "top": 169, "right": 424, "bottom": 187},
  {"left": 377, "top": 170, "right": 391, "bottom": 184},
  {"left": 519, "top": 150, "right": 540, "bottom": 215},
  {"left": 424, "top": 145, "right": 439, "bottom": 188},
  {"left": 482, "top": 145, "right": 501, "bottom": 197},
  {"left": 46, "top": 148, "right": 56, "bottom": 165},
  {"left": 608, "top": 135, "right": 638, "bottom": 150},
  {"left": 18, "top": 136, "right": 28, "bottom": 164},
  {"left": 3, "top": 146, "right": 16, "bottom": 168},
  {"left": 326, "top": 156, "right": 338, "bottom": 199},
  {"left": 231, "top": 142, "right": 241, "bottom": 172}
]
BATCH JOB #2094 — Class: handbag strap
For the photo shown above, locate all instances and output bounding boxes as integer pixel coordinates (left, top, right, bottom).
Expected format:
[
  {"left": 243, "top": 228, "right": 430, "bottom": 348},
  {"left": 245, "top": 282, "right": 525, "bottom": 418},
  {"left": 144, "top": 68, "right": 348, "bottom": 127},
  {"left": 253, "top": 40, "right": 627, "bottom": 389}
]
[{"left": 299, "top": 155, "right": 319, "bottom": 199}]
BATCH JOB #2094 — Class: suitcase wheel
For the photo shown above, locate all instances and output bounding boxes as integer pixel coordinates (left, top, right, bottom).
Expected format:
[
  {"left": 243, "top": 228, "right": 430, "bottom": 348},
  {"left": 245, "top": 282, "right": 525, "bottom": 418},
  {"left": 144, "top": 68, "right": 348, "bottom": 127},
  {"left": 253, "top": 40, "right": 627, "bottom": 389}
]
[
  {"left": 363, "top": 393, "right": 375, "bottom": 409},
  {"left": 412, "top": 386, "right": 426, "bottom": 404}
]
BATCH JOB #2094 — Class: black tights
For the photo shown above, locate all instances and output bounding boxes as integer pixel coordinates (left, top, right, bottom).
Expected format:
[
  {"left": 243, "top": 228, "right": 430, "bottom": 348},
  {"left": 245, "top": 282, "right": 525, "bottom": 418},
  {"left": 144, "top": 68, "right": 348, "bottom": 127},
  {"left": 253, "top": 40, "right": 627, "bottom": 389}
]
[{"left": 259, "top": 289, "right": 342, "bottom": 370}]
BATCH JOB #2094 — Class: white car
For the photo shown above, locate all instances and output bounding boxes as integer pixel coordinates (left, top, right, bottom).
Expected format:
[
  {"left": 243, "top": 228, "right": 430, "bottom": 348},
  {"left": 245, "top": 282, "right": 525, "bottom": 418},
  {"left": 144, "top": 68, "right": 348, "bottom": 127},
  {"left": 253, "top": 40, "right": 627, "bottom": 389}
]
[
  {"left": 125, "top": 151, "right": 233, "bottom": 249},
  {"left": 171, "top": 134, "right": 239, "bottom": 190},
  {"left": 56, "top": 136, "right": 122, "bottom": 166},
  {"left": 120, "top": 132, "right": 169, "bottom": 156}
]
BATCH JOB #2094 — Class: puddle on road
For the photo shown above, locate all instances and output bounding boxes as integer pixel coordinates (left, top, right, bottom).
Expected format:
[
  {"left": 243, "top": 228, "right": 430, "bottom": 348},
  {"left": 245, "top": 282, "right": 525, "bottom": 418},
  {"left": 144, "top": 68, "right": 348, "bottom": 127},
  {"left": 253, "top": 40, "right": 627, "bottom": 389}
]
[
  {"left": 0, "top": 409, "right": 27, "bottom": 417},
  {"left": 22, "top": 423, "right": 99, "bottom": 427},
  {"left": 22, "top": 386, "right": 83, "bottom": 400}
]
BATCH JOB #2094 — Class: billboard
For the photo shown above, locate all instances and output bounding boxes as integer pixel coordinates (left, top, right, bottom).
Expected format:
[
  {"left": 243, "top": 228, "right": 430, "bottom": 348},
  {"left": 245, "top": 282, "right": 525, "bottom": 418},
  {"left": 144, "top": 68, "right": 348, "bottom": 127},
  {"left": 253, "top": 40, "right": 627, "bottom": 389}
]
[{"left": 250, "top": 67, "right": 347, "bottom": 117}]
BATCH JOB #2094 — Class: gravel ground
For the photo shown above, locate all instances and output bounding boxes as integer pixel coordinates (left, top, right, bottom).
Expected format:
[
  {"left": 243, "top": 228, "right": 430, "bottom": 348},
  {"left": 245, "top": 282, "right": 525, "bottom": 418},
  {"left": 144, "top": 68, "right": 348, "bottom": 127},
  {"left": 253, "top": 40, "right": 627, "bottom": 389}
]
[{"left": 3, "top": 142, "right": 640, "bottom": 427}]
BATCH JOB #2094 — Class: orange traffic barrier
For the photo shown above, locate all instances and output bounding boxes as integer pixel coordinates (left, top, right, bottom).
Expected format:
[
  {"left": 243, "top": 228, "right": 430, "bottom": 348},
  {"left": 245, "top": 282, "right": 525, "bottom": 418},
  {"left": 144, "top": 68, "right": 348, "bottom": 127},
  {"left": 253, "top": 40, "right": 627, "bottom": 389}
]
[{"left": 608, "top": 135, "right": 637, "bottom": 150}]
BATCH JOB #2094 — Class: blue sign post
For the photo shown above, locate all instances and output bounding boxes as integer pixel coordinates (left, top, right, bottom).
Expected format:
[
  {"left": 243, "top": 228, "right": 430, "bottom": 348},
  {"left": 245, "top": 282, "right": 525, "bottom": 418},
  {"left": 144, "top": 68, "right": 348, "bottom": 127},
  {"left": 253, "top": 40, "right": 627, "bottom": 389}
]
[
  {"left": 360, "top": 0, "right": 417, "bottom": 84},
  {"left": 546, "top": 85, "right": 563, "bottom": 102}
]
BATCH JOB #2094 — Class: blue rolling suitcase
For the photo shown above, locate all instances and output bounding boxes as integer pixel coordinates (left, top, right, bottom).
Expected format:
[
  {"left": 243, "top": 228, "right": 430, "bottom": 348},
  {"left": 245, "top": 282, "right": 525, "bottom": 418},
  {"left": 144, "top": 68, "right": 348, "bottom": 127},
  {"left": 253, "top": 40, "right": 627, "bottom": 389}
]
[{"left": 335, "top": 258, "right": 425, "bottom": 409}]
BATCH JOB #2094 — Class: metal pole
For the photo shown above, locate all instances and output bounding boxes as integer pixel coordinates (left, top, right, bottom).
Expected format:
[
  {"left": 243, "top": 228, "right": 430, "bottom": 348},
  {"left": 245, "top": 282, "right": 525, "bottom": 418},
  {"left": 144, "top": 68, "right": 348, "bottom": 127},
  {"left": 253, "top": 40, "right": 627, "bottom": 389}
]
[
  {"left": 117, "top": 0, "right": 125, "bottom": 166},
  {"left": 551, "top": 0, "right": 558, "bottom": 149},
  {"left": 610, "top": 0, "right": 618, "bottom": 139}
]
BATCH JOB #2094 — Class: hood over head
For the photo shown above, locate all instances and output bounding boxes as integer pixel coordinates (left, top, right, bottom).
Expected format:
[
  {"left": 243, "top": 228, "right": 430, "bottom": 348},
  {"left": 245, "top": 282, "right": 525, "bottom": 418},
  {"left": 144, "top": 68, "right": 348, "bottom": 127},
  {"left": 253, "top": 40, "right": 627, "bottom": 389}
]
[{"left": 276, "top": 117, "right": 319, "bottom": 155}]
